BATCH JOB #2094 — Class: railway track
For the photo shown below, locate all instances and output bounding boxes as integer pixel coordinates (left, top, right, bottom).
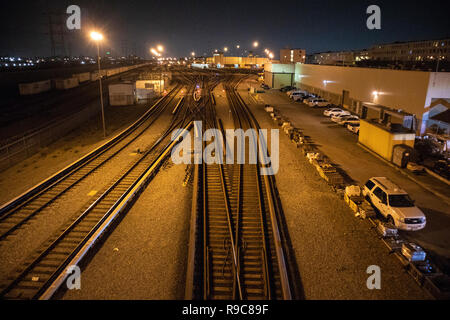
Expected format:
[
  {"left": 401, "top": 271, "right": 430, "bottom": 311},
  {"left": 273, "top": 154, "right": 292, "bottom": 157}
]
[
  {"left": 0, "top": 85, "right": 183, "bottom": 240},
  {"left": 0, "top": 81, "right": 195, "bottom": 299},
  {"left": 186, "top": 76, "right": 292, "bottom": 300}
]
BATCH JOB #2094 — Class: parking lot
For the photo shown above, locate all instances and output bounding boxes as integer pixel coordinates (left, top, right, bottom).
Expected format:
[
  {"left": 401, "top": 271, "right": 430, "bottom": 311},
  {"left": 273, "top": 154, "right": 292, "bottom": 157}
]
[{"left": 244, "top": 79, "right": 450, "bottom": 261}]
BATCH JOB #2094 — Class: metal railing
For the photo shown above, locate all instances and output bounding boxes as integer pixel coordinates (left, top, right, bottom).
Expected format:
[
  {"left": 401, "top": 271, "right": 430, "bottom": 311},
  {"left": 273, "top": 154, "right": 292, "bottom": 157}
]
[{"left": 0, "top": 101, "right": 102, "bottom": 172}]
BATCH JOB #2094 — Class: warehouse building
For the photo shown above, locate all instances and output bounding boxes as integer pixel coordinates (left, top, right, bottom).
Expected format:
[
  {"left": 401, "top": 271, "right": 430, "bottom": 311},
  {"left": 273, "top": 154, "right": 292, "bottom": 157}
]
[
  {"left": 263, "top": 63, "right": 295, "bottom": 89},
  {"left": 292, "top": 63, "right": 450, "bottom": 136},
  {"left": 206, "top": 53, "right": 269, "bottom": 68}
]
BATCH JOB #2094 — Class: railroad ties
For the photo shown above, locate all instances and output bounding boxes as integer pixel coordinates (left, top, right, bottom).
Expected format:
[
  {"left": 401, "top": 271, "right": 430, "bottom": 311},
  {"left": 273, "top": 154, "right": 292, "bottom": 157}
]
[
  {"left": 0, "top": 79, "right": 195, "bottom": 299},
  {"left": 189, "top": 76, "right": 291, "bottom": 300}
]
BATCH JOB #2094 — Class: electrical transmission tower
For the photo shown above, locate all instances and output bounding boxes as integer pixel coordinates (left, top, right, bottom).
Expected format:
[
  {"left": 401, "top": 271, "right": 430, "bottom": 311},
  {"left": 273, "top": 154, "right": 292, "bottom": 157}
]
[{"left": 45, "top": 9, "right": 69, "bottom": 57}]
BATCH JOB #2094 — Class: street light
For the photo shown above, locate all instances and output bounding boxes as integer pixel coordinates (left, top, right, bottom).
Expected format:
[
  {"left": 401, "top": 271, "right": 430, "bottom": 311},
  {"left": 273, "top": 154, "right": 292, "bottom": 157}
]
[
  {"left": 150, "top": 48, "right": 160, "bottom": 56},
  {"left": 90, "top": 31, "right": 106, "bottom": 138},
  {"left": 224, "top": 47, "right": 228, "bottom": 52},
  {"left": 253, "top": 41, "right": 259, "bottom": 48},
  {"left": 150, "top": 47, "right": 164, "bottom": 95},
  {"left": 157, "top": 46, "right": 164, "bottom": 96}
]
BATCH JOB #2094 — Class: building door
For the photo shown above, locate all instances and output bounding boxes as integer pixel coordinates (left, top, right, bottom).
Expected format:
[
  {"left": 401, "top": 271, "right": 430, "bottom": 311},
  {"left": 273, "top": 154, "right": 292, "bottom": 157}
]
[
  {"left": 273, "top": 73, "right": 293, "bottom": 89},
  {"left": 362, "top": 106, "right": 368, "bottom": 119},
  {"left": 342, "top": 90, "right": 350, "bottom": 109}
]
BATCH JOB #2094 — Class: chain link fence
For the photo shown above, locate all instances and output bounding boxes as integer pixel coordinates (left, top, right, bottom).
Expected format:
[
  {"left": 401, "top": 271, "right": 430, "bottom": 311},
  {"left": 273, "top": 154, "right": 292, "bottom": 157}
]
[{"left": 0, "top": 103, "right": 101, "bottom": 172}]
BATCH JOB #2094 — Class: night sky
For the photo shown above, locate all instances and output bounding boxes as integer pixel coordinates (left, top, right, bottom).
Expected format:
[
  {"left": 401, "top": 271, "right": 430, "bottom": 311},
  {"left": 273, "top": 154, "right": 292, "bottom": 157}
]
[{"left": 1, "top": 0, "right": 449, "bottom": 58}]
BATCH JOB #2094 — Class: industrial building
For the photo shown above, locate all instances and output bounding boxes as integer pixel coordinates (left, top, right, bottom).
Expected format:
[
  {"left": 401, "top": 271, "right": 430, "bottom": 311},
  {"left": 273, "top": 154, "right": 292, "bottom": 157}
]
[
  {"left": 296, "top": 63, "right": 450, "bottom": 135},
  {"left": 264, "top": 62, "right": 450, "bottom": 137},
  {"left": 280, "top": 48, "right": 306, "bottom": 64},
  {"left": 206, "top": 52, "right": 269, "bottom": 68},
  {"left": 263, "top": 63, "right": 295, "bottom": 89}
]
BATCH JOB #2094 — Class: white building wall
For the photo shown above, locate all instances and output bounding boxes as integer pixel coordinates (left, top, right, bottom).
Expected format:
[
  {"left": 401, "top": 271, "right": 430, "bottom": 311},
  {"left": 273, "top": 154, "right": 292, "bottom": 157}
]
[
  {"left": 294, "top": 64, "right": 435, "bottom": 117},
  {"left": 425, "top": 73, "right": 450, "bottom": 107}
]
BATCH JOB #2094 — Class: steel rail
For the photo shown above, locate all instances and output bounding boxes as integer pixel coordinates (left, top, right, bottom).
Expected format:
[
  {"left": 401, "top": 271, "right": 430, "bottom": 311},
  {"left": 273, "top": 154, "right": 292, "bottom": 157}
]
[
  {"left": 232, "top": 78, "right": 292, "bottom": 300},
  {"left": 225, "top": 80, "right": 273, "bottom": 299},
  {"left": 0, "top": 85, "right": 183, "bottom": 240},
  {"left": 0, "top": 100, "right": 194, "bottom": 299},
  {"left": 0, "top": 85, "right": 180, "bottom": 217}
]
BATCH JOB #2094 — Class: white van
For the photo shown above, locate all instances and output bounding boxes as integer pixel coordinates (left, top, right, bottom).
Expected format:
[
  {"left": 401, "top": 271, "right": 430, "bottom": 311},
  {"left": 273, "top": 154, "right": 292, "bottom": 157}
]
[{"left": 362, "top": 177, "right": 426, "bottom": 231}]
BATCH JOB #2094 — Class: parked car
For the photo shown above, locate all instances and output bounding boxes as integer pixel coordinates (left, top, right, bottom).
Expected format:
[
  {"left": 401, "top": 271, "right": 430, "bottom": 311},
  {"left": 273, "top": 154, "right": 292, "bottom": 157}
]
[
  {"left": 308, "top": 98, "right": 330, "bottom": 108},
  {"left": 347, "top": 123, "right": 360, "bottom": 134},
  {"left": 328, "top": 109, "right": 351, "bottom": 118},
  {"left": 291, "top": 91, "right": 308, "bottom": 101},
  {"left": 331, "top": 114, "right": 350, "bottom": 123},
  {"left": 292, "top": 93, "right": 305, "bottom": 101},
  {"left": 323, "top": 108, "right": 343, "bottom": 116},
  {"left": 303, "top": 95, "right": 319, "bottom": 104},
  {"left": 286, "top": 89, "right": 299, "bottom": 96},
  {"left": 362, "top": 177, "right": 426, "bottom": 231},
  {"left": 334, "top": 115, "right": 359, "bottom": 125},
  {"left": 280, "top": 86, "right": 295, "bottom": 92},
  {"left": 338, "top": 116, "right": 359, "bottom": 126},
  {"left": 289, "top": 90, "right": 307, "bottom": 99}
]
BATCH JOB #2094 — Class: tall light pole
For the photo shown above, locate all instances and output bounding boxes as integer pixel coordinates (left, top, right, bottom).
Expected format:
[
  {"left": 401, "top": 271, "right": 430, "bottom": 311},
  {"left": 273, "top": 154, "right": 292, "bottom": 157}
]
[
  {"left": 253, "top": 41, "right": 259, "bottom": 66},
  {"left": 91, "top": 31, "right": 106, "bottom": 138},
  {"left": 157, "top": 45, "right": 164, "bottom": 95}
]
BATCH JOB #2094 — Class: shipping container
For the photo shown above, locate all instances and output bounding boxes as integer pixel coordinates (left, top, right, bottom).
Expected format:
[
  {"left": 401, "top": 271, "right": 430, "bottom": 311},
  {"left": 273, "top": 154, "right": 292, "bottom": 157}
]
[
  {"left": 73, "top": 72, "right": 91, "bottom": 83},
  {"left": 136, "top": 88, "right": 156, "bottom": 100},
  {"left": 136, "top": 80, "right": 164, "bottom": 93},
  {"left": 18, "top": 80, "right": 51, "bottom": 95},
  {"left": 109, "top": 83, "right": 136, "bottom": 106},
  {"left": 55, "top": 78, "right": 79, "bottom": 90},
  {"left": 90, "top": 72, "right": 100, "bottom": 81}
]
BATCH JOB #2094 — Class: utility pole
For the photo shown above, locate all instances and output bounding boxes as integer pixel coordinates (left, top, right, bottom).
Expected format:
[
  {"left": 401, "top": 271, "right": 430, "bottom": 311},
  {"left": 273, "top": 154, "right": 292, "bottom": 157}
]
[{"left": 97, "top": 42, "right": 106, "bottom": 138}]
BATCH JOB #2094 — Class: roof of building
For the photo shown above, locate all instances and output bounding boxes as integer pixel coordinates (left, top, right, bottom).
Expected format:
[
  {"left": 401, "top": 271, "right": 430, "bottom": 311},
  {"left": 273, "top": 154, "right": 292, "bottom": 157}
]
[{"left": 372, "top": 37, "right": 450, "bottom": 47}]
